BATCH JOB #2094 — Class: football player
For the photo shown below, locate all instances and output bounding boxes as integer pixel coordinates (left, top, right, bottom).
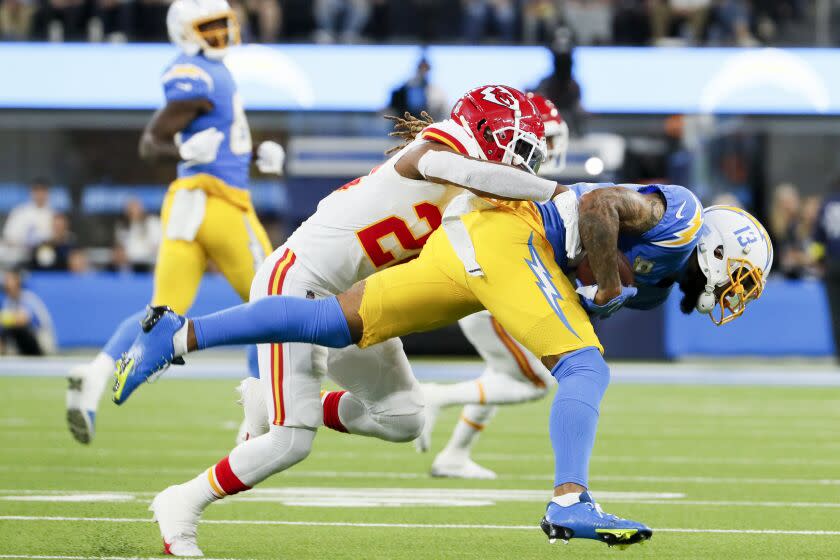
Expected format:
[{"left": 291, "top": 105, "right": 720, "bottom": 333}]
[
  {"left": 419, "top": 92, "right": 569, "bottom": 479},
  {"left": 115, "top": 124, "right": 773, "bottom": 556},
  {"left": 65, "top": 0, "right": 284, "bottom": 444}
]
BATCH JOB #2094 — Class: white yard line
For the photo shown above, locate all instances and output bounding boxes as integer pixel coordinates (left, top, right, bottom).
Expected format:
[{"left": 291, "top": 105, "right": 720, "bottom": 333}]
[
  {"left": 0, "top": 556, "right": 243, "bottom": 560},
  {"left": 1, "top": 516, "right": 839, "bottom": 536}
]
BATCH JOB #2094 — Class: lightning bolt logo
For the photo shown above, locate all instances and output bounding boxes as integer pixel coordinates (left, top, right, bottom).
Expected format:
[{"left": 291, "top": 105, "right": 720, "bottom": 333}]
[
  {"left": 524, "top": 233, "right": 581, "bottom": 340},
  {"left": 653, "top": 194, "right": 703, "bottom": 248}
]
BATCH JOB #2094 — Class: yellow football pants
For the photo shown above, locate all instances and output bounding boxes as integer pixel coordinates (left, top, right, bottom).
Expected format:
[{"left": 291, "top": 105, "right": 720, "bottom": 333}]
[
  {"left": 152, "top": 175, "right": 273, "bottom": 314},
  {"left": 358, "top": 205, "right": 602, "bottom": 360}
]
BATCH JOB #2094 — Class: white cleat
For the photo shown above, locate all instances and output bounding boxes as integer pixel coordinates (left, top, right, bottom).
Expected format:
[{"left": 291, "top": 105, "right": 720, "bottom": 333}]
[
  {"left": 66, "top": 364, "right": 96, "bottom": 444},
  {"left": 150, "top": 486, "right": 204, "bottom": 557},
  {"left": 414, "top": 384, "right": 443, "bottom": 453},
  {"left": 430, "top": 454, "right": 498, "bottom": 480},
  {"left": 235, "top": 377, "right": 269, "bottom": 445}
]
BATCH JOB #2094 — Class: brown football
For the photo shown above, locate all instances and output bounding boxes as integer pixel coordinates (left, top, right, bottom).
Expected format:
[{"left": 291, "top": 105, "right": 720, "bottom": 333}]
[{"left": 575, "top": 253, "right": 635, "bottom": 287}]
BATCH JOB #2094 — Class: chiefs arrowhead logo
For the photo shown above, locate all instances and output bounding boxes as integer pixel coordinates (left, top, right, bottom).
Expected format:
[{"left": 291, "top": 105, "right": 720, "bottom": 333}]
[{"left": 480, "top": 86, "right": 520, "bottom": 111}]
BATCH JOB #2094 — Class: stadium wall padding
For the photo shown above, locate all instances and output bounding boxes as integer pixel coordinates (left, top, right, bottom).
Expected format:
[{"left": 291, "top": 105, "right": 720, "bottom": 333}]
[{"left": 12, "top": 274, "right": 834, "bottom": 358}]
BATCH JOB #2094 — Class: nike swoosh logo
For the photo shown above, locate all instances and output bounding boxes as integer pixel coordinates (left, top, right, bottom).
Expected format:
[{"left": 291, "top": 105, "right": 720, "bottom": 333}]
[
  {"left": 176, "top": 82, "right": 193, "bottom": 91},
  {"left": 675, "top": 201, "right": 687, "bottom": 219}
]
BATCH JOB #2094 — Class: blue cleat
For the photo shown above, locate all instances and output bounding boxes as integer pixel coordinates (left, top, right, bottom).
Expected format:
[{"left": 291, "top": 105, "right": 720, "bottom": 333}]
[
  {"left": 112, "top": 305, "right": 186, "bottom": 405},
  {"left": 540, "top": 492, "right": 652, "bottom": 548}
]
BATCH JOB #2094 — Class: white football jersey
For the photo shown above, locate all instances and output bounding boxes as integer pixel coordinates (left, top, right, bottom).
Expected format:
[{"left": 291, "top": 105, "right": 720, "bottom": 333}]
[{"left": 285, "top": 120, "right": 480, "bottom": 293}]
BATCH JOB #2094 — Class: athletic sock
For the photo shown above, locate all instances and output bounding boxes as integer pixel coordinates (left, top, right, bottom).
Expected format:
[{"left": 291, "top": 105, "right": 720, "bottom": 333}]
[
  {"left": 439, "top": 404, "right": 497, "bottom": 459},
  {"left": 548, "top": 347, "right": 610, "bottom": 488},
  {"left": 192, "top": 296, "right": 352, "bottom": 350},
  {"left": 79, "top": 352, "right": 116, "bottom": 411},
  {"left": 322, "top": 390, "right": 349, "bottom": 433}
]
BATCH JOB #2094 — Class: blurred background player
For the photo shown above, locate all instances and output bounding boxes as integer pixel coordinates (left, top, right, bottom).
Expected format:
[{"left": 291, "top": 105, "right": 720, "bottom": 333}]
[
  {"left": 418, "top": 92, "right": 569, "bottom": 479},
  {"left": 64, "top": 0, "right": 284, "bottom": 444}
]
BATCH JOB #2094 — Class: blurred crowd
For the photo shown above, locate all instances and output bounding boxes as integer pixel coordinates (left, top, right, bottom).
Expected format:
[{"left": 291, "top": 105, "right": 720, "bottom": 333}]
[{"left": 0, "top": 0, "right": 810, "bottom": 46}]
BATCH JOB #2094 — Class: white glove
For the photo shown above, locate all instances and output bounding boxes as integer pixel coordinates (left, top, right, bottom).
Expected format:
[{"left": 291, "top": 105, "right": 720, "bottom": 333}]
[
  {"left": 178, "top": 127, "right": 224, "bottom": 166},
  {"left": 256, "top": 140, "right": 285, "bottom": 175}
]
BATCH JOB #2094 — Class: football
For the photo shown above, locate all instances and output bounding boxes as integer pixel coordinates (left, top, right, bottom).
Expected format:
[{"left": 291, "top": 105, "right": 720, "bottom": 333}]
[{"left": 575, "top": 252, "right": 635, "bottom": 287}]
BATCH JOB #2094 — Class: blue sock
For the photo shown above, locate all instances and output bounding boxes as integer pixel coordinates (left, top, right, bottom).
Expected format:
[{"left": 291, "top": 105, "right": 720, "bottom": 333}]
[
  {"left": 549, "top": 347, "right": 610, "bottom": 489},
  {"left": 246, "top": 345, "right": 259, "bottom": 379},
  {"left": 102, "top": 310, "right": 146, "bottom": 361},
  {"left": 192, "top": 296, "right": 353, "bottom": 350}
]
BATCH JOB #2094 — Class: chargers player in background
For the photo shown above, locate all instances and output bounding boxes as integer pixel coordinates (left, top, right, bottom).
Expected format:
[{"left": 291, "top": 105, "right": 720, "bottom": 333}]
[
  {"left": 113, "top": 85, "right": 580, "bottom": 556},
  {"left": 65, "top": 0, "right": 284, "bottom": 444},
  {"left": 418, "top": 92, "right": 569, "bottom": 479}
]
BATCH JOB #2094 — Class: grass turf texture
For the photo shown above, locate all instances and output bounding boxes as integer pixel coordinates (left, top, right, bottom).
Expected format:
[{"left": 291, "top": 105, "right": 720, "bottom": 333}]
[{"left": 1, "top": 375, "right": 839, "bottom": 559}]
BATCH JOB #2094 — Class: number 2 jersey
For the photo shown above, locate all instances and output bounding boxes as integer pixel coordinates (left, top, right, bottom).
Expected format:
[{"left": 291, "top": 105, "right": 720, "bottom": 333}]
[
  {"left": 161, "top": 53, "right": 252, "bottom": 189},
  {"left": 284, "top": 120, "right": 481, "bottom": 294}
]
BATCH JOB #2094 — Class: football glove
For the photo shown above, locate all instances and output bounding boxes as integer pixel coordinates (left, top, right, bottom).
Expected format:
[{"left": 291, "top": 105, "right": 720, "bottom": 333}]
[
  {"left": 256, "top": 141, "right": 285, "bottom": 175},
  {"left": 179, "top": 127, "right": 224, "bottom": 166},
  {"left": 576, "top": 282, "right": 637, "bottom": 318}
]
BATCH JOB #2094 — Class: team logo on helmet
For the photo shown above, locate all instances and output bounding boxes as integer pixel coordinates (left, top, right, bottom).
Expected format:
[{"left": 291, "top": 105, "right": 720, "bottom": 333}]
[{"left": 480, "top": 86, "right": 520, "bottom": 111}]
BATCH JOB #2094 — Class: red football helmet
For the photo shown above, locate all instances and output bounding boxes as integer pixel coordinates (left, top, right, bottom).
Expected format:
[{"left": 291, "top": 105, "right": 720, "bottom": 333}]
[
  {"left": 527, "top": 92, "right": 569, "bottom": 171},
  {"left": 451, "top": 85, "right": 547, "bottom": 174}
]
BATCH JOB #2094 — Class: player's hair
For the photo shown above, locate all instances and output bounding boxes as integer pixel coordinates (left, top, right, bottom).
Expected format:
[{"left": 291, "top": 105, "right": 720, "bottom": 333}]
[{"left": 384, "top": 111, "right": 434, "bottom": 155}]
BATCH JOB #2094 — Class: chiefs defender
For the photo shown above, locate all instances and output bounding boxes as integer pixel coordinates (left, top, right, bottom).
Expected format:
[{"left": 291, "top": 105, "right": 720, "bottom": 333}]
[
  {"left": 418, "top": 93, "right": 570, "bottom": 479},
  {"left": 112, "top": 85, "right": 570, "bottom": 556}
]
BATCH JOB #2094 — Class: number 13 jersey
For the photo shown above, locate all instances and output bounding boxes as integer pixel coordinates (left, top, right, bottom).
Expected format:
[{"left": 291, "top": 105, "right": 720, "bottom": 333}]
[{"left": 285, "top": 120, "right": 479, "bottom": 294}]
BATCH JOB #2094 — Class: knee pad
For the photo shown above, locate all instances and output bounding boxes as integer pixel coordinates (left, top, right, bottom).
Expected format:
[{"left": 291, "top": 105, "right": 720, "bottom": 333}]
[
  {"left": 370, "top": 408, "right": 425, "bottom": 442},
  {"left": 264, "top": 425, "right": 315, "bottom": 468},
  {"left": 366, "top": 387, "right": 425, "bottom": 442}
]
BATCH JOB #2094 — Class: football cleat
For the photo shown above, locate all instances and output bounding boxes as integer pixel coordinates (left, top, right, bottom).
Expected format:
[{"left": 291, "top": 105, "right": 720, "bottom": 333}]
[
  {"left": 112, "top": 305, "right": 186, "bottom": 405},
  {"left": 66, "top": 365, "right": 96, "bottom": 444},
  {"left": 540, "top": 492, "right": 652, "bottom": 547},
  {"left": 430, "top": 454, "right": 497, "bottom": 480},
  {"left": 150, "top": 485, "right": 203, "bottom": 557}
]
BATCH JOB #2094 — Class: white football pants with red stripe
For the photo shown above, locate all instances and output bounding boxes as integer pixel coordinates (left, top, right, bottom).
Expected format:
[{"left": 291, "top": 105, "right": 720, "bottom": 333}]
[{"left": 252, "top": 243, "right": 424, "bottom": 433}]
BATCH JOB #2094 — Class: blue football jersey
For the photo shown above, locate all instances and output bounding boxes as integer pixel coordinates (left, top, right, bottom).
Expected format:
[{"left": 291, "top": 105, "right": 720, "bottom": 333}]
[
  {"left": 540, "top": 182, "right": 703, "bottom": 310},
  {"left": 161, "top": 54, "right": 252, "bottom": 188}
]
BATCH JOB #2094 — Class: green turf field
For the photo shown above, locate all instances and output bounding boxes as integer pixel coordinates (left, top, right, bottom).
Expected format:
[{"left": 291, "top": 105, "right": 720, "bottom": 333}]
[{"left": 1, "top": 374, "right": 839, "bottom": 559}]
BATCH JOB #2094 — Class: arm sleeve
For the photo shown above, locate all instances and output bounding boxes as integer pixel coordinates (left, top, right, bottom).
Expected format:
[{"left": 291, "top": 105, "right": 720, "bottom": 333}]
[{"left": 416, "top": 150, "right": 556, "bottom": 203}]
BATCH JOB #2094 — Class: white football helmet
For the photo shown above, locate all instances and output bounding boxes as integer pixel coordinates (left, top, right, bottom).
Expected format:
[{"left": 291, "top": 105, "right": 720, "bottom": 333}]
[
  {"left": 695, "top": 205, "right": 774, "bottom": 326},
  {"left": 167, "top": 0, "right": 240, "bottom": 61}
]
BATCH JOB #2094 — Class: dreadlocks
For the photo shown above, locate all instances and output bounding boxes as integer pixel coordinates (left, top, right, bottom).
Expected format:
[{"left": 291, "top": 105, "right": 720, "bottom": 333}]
[{"left": 383, "top": 111, "right": 434, "bottom": 155}]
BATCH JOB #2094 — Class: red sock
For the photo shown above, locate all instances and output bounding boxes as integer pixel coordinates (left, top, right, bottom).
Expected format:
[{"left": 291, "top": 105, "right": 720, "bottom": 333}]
[
  {"left": 322, "top": 390, "right": 348, "bottom": 433},
  {"left": 208, "top": 456, "right": 250, "bottom": 497}
]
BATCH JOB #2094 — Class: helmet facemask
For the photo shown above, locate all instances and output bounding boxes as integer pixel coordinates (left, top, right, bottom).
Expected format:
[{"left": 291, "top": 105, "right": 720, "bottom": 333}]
[
  {"left": 192, "top": 11, "right": 240, "bottom": 59},
  {"left": 489, "top": 123, "right": 546, "bottom": 175},
  {"left": 709, "top": 259, "right": 764, "bottom": 326}
]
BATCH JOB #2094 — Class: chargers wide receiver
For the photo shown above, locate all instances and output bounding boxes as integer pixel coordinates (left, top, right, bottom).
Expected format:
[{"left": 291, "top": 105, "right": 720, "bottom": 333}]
[
  {"left": 418, "top": 92, "right": 570, "bottom": 479},
  {"left": 65, "top": 0, "right": 284, "bottom": 444}
]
